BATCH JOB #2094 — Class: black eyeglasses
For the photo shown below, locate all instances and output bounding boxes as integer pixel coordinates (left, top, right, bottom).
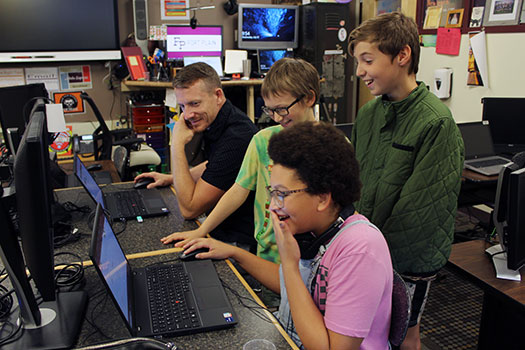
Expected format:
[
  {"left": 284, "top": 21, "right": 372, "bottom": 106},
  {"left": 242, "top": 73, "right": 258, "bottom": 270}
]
[
  {"left": 261, "top": 95, "right": 304, "bottom": 122},
  {"left": 266, "top": 185, "right": 308, "bottom": 208}
]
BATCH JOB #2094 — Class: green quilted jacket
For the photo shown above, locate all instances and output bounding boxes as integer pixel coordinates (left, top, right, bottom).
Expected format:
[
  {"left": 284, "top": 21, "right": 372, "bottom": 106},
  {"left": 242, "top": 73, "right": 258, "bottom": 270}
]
[{"left": 351, "top": 82, "right": 464, "bottom": 275}]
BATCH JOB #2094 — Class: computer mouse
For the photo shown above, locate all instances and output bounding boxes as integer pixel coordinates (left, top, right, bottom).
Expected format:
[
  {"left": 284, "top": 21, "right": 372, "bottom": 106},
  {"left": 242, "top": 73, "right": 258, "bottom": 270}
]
[
  {"left": 86, "top": 163, "right": 102, "bottom": 171},
  {"left": 133, "top": 177, "right": 155, "bottom": 189},
  {"left": 179, "top": 248, "right": 209, "bottom": 261}
]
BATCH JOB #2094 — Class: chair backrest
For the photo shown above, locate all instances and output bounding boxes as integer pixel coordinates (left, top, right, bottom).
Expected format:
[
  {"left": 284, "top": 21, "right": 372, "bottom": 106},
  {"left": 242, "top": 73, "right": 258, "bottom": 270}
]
[
  {"left": 112, "top": 145, "right": 128, "bottom": 181},
  {"left": 389, "top": 270, "right": 412, "bottom": 347}
]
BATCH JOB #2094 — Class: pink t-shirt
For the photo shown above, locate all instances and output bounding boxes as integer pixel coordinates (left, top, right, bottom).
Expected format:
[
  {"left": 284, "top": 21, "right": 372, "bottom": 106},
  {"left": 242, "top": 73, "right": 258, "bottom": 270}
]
[{"left": 313, "top": 214, "right": 393, "bottom": 350}]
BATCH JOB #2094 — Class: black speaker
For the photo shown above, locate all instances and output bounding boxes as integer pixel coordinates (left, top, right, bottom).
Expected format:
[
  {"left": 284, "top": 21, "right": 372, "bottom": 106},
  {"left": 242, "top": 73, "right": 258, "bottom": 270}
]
[
  {"left": 223, "top": 0, "right": 238, "bottom": 15},
  {"left": 133, "top": 0, "right": 149, "bottom": 56}
]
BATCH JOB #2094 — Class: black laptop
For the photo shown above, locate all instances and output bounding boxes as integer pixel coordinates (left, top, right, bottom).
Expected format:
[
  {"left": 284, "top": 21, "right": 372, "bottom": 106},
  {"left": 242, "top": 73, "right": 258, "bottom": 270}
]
[
  {"left": 74, "top": 155, "right": 169, "bottom": 220},
  {"left": 89, "top": 204, "right": 237, "bottom": 337},
  {"left": 458, "top": 122, "right": 511, "bottom": 176}
]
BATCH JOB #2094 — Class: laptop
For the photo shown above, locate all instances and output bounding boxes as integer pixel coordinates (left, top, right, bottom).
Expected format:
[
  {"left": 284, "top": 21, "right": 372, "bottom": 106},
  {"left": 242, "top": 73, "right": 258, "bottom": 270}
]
[
  {"left": 89, "top": 203, "right": 237, "bottom": 337},
  {"left": 458, "top": 122, "right": 511, "bottom": 176},
  {"left": 74, "top": 155, "right": 169, "bottom": 220},
  {"left": 183, "top": 56, "right": 226, "bottom": 79}
]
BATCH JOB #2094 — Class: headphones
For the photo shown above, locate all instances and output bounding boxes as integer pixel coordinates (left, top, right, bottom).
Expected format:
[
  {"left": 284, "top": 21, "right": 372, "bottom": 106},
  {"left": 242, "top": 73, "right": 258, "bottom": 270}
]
[
  {"left": 223, "top": 0, "right": 238, "bottom": 15},
  {"left": 295, "top": 204, "right": 355, "bottom": 260}
]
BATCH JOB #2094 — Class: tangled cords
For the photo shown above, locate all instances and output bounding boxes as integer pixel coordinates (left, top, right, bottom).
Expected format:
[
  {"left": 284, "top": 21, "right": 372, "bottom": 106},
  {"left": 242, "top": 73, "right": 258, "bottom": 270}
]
[{"left": 72, "top": 337, "right": 178, "bottom": 350}]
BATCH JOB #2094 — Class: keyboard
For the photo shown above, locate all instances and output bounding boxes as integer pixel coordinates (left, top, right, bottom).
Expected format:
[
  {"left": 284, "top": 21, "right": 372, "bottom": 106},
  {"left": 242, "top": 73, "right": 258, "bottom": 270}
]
[
  {"left": 146, "top": 264, "right": 201, "bottom": 334},
  {"left": 109, "top": 191, "right": 147, "bottom": 218},
  {"left": 468, "top": 158, "right": 508, "bottom": 168}
]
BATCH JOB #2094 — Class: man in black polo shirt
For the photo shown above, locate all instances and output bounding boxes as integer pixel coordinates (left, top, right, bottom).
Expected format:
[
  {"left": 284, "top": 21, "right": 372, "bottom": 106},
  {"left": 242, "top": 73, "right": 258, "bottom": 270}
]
[{"left": 135, "top": 62, "right": 258, "bottom": 249}]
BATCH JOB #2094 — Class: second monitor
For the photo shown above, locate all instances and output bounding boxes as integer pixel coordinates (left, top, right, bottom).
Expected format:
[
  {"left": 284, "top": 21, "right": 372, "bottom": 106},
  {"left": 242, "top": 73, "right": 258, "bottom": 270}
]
[{"left": 258, "top": 49, "right": 293, "bottom": 74}]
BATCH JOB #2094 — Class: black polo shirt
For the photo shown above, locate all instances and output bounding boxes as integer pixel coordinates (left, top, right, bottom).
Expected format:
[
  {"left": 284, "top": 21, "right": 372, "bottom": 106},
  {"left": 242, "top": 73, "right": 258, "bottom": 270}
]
[{"left": 201, "top": 99, "right": 258, "bottom": 247}]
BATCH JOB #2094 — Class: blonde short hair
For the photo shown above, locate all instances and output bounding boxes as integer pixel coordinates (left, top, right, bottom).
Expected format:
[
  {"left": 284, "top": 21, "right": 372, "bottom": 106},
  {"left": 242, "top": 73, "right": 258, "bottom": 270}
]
[{"left": 261, "top": 58, "right": 320, "bottom": 105}]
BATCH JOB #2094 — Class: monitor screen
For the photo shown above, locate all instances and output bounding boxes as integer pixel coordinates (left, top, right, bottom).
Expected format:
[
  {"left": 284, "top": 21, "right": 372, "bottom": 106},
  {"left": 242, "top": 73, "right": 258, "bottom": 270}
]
[
  {"left": 14, "top": 100, "right": 56, "bottom": 301},
  {"left": 482, "top": 97, "right": 525, "bottom": 155},
  {"left": 166, "top": 26, "right": 223, "bottom": 60},
  {"left": 0, "top": 83, "right": 48, "bottom": 155},
  {"left": 183, "top": 56, "right": 223, "bottom": 77},
  {"left": 0, "top": 0, "right": 120, "bottom": 62},
  {"left": 258, "top": 49, "right": 293, "bottom": 73},
  {"left": 238, "top": 4, "right": 299, "bottom": 50}
]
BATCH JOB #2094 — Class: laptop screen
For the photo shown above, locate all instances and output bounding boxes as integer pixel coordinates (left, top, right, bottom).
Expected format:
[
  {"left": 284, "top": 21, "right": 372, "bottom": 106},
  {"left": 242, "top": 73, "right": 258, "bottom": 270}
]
[
  {"left": 91, "top": 206, "right": 133, "bottom": 326},
  {"left": 458, "top": 122, "right": 496, "bottom": 159},
  {"left": 183, "top": 56, "right": 223, "bottom": 77},
  {"left": 75, "top": 156, "right": 105, "bottom": 209}
]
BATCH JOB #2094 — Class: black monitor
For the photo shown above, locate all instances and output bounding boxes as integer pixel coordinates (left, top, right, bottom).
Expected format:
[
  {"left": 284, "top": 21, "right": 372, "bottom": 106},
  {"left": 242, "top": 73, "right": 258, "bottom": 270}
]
[
  {"left": 257, "top": 49, "right": 293, "bottom": 74},
  {"left": 238, "top": 3, "right": 299, "bottom": 50},
  {"left": 493, "top": 153, "right": 525, "bottom": 271},
  {"left": 482, "top": 97, "right": 525, "bottom": 155},
  {"left": 4, "top": 99, "right": 87, "bottom": 349},
  {"left": 0, "top": 83, "right": 48, "bottom": 155},
  {"left": 0, "top": 0, "right": 121, "bottom": 62}
]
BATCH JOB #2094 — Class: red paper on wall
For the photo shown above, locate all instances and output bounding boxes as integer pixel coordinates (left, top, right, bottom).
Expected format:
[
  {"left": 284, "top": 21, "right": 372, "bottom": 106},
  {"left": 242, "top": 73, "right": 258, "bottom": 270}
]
[{"left": 436, "top": 28, "right": 461, "bottom": 56}]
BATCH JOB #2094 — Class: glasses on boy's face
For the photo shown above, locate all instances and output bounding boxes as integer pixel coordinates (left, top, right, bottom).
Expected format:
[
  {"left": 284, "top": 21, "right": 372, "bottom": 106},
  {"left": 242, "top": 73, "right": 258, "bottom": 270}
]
[
  {"left": 261, "top": 95, "right": 304, "bottom": 122},
  {"left": 266, "top": 185, "right": 309, "bottom": 208}
]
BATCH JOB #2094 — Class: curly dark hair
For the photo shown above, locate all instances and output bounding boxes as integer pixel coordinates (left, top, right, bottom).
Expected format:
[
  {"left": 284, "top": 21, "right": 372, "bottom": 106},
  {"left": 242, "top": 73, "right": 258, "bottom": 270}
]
[{"left": 268, "top": 121, "right": 361, "bottom": 209}]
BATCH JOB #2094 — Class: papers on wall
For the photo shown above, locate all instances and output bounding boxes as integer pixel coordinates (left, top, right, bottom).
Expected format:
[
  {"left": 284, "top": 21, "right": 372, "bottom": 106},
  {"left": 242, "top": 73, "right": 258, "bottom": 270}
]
[
  {"left": 224, "top": 50, "right": 248, "bottom": 74},
  {"left": 165, "top": 88, "right": 177, "bottom": 108},
  {"left": 468, "top": 31, "right": 489, "bottom": 88},
  {"left": 59, "top": 66, "right": 92, "bottom": 90},
  {"left": 436, "top": 28, "right": 461, "bottom": 56},
  {"left": 0, "top": 68, "right": 25, "bottom": 87},
  {"left": 424, "top": 6, "right": 443, "bottom": 29},
  {"left": 25, "top": 67, "right": 60, "bottom": 91}
]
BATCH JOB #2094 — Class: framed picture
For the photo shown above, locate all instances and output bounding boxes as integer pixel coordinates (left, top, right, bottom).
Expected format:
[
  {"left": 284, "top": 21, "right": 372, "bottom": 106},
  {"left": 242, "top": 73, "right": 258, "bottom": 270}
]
[
  {"left": 446, "top": 9, "right": 464, "bottom": 27},
  {"left": 483, "top": 0, "right": 524, "bottom": 26},
  {"left": 470, "top": 6, "right": 485, "bottom": 27},
  {"left": 424, "top": 6, "right": 443, "bottom": 29},
  {"left": 53, "top": 91, "right": 84, "bottom": 114}
]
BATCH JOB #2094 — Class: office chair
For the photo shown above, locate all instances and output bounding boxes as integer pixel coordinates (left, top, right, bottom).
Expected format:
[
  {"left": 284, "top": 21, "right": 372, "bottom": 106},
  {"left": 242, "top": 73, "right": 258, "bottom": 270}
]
[
  {"left": 80, "top": 92, "right": 144, "bottom": 161},
  {"left": 80, "top": 92, "right": 161, "bottom": 180},
  {"left": 389, "top": 270, "right": 412, "bottom": 348}
]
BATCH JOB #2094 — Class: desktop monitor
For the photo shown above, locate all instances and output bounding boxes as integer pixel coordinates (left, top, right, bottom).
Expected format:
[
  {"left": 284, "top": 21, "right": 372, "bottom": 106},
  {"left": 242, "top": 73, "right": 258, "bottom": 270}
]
[
  {"left": 10, "top": 99, "right": 87, "bottom": 349},
  {"left": 482, "top": 97, "right": 525, "bottom": 155},
  {"left": 238, "top": 4, "right": 299, "bottom": 50},
  {"left": 493, "top": 155, "right": 525, "bottom": 271},
  {"left": 166, "top": 25, "right": 222, "bottom": 60},
  {"left": 0, "top": 83, "right": 48, "bottom": 155},
  {"left": 257, "top": 49, "right": 293, "bottom": 74}
]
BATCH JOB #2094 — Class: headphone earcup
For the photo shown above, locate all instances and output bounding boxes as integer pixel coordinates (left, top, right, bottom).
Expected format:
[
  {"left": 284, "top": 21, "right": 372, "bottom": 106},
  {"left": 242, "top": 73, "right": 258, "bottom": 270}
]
[{"left": 223, "top": 0, "right": 238, "bottom": 15}]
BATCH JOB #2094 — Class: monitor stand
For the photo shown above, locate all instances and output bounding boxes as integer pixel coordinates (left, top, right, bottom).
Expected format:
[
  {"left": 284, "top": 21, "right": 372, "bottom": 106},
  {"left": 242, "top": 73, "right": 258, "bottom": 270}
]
[
  {"left": 485, "top": 245, "right": 521, "bottom": 281},
  {"left": 1, "top": 290, "right": 87, "bottom": 350}
]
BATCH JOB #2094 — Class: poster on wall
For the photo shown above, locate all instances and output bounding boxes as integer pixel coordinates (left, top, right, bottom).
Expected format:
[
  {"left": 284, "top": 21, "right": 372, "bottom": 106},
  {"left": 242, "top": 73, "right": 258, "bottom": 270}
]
[
  {"left": 53, "top": 91, "right": 85, "bottom": 114},
  {"left": 467, "top": 31, "right": 489, "bottom": 87},
  {"left": 161, "top": 0, "right": 190, "bottom": 20},
  {"left": 59, "top": 66, "right": 92, "bottom": 90}
]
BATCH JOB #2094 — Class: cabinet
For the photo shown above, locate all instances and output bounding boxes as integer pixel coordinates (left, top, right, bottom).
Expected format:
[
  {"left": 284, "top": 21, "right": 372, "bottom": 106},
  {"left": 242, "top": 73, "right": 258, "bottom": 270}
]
[{"left": 129, "top": 102, "right": 168, "bottom": 166}]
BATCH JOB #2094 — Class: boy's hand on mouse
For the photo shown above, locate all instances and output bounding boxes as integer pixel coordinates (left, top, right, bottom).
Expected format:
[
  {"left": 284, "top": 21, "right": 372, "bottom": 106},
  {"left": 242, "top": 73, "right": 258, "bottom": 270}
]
[
  {"left": 271, "top": 210, "right": 300, "bottom": 267},
  {"left": 161, "top": 228, "right": 206, "bottom": 247},
  {"left": 134, "top": 172, "right": 172, "bottom": 189},
  {"left": 182, "top": 238, "right": 235, "bottom": 260}
]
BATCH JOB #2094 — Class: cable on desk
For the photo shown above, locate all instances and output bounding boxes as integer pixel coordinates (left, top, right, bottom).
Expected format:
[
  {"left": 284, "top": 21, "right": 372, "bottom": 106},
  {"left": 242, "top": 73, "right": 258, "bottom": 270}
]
[
  {"left": 0, "top": 316, "right": 23, "bottom": 347},
  {"left": 0, "top": 285, "right": 13, "bottom": 319},
  {"left": 218, "top": 276, "right": 275, "bottom": 325},
  {"left": 84, "top": 289, "right": 113, "bottom": 342},
  {"left": 72, "top": 337, "right": 178, "bottom": 350},
  {"left": 54, "top": 252, "right": 85, "bottom": 290}
]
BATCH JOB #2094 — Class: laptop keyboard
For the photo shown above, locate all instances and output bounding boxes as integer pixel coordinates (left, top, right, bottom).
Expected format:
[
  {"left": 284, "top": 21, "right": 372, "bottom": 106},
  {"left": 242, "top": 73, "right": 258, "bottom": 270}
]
[
  {"left": 146, "top": 264, "right": 201, "bottom": 334},
  {"left": 469, "top": 158, "right": 508, "bottom": 168},
  {"left": 112, "top": 191, "right": 148, "bottom": 218}
]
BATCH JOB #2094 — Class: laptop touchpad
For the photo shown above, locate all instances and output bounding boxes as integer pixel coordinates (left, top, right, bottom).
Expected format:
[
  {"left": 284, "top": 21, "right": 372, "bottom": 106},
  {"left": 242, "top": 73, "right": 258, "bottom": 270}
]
[{"left": 195, "top": 286, "right": 227, "bottom": 310}]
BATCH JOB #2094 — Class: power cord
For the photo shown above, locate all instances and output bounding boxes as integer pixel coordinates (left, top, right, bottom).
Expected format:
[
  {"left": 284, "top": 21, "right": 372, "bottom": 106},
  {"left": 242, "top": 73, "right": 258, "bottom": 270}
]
[
  {"left": 54, "top": 252, "right": 85, "bottom": 291},
  {"left": 72, "top": 337, "right": 178, "bottom": 350}
]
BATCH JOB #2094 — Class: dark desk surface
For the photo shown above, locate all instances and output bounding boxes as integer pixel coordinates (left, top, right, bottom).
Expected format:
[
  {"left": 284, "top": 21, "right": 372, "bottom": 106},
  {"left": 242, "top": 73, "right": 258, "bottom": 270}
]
[
  {"left": 59, "top": 159, "right": 121, "bottom": 184},
  {"left": 462, "top": 169, "right": 497, "bottom": 183},
  {"left": 54, "top": 185, "right": 296, "bottom": 349},
  {"left": 448, "top": 240, "right": 525, "bottom": 305}
]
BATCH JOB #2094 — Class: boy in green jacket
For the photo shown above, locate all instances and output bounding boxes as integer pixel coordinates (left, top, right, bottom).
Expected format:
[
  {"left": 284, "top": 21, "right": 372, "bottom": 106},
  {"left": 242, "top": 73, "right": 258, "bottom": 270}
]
[{"left": 349, "top": 12, "right": 464, "bottom": 350}]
